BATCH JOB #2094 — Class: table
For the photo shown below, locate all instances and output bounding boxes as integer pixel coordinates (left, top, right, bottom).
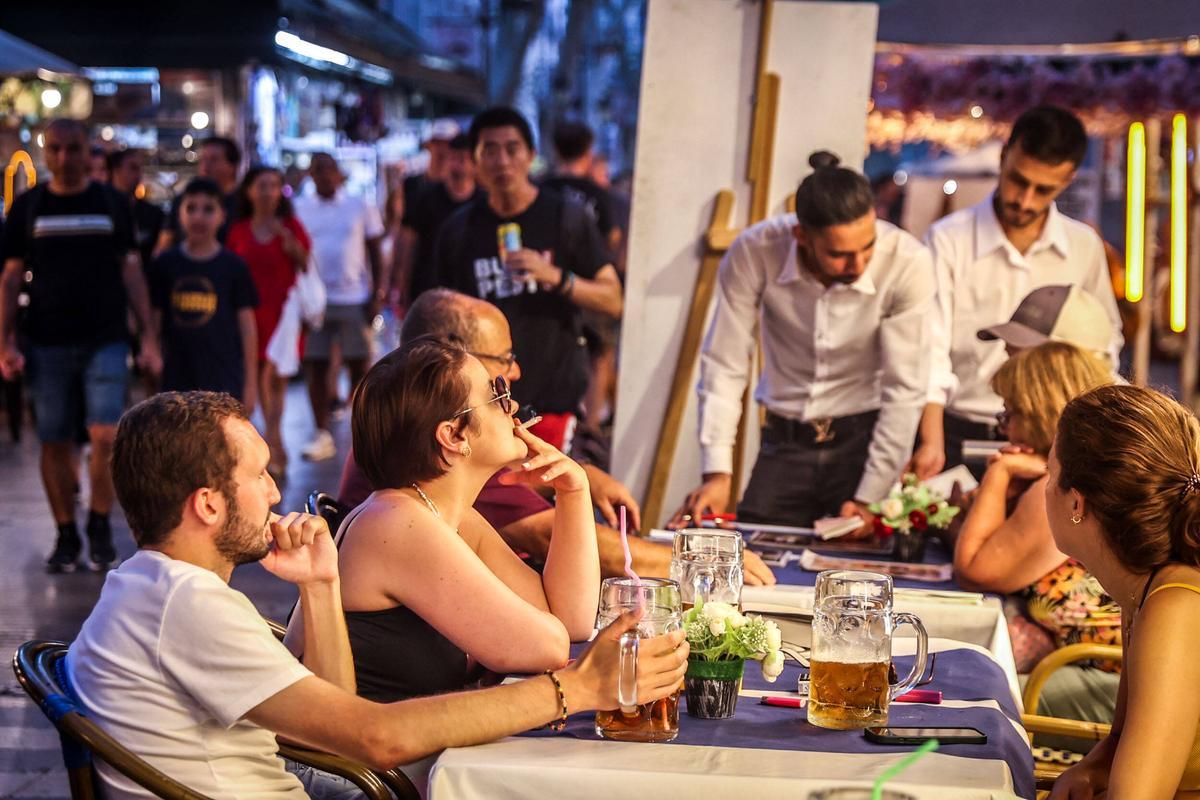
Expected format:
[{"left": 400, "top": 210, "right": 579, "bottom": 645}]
[{"left": 428, "top": 638, "right": 1034, "bottom": 799}]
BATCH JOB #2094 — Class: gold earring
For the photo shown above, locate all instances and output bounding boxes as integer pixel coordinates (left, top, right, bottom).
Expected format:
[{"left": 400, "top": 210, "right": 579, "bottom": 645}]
[
  {"left": 461, "top": 444, "right": 472, "bottom": 458},
  {"left": 1071, "top": 513, "right": 1082, "bottom": 525}
]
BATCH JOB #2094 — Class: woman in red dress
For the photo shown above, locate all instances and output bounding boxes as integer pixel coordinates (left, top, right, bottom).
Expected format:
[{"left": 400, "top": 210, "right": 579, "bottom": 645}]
[{"left": 226, "top": 166, "right": 310, "bottom": 478}]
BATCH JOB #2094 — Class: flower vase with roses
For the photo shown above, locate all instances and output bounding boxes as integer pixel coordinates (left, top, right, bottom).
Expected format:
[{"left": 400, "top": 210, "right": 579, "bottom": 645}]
[
  {"left": 682, "top": 601, "right": 784, "bottom": 719},
  {"left": 869, "top": 473, "right": 961, "bottom": 562}
]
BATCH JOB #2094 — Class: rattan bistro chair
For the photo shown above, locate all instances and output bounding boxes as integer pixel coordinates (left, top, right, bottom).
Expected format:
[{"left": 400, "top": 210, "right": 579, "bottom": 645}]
[
  {"left": 1020, "top": 642, "right": 1122, "bottom": 796},
  {"left": 13, "top": 640, "right": 402, "bottom": 800},
  {"left": 263, "top": 618, "right": 421, "bottom": 800},
  {"left": 12, "top": 640, "right": 213, "bottom": 800}
]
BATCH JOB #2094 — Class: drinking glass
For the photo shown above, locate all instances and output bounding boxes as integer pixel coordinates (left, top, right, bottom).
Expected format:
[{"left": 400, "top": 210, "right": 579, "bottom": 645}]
[
  {"left": 807, "top": 570, "right": 928, "bottom": 730},
  {"left": 594, "top": 577, "right": 683, "bottom": 742},
  {"left": 669, "top": 528, "right": 743, "bottom": 609}
]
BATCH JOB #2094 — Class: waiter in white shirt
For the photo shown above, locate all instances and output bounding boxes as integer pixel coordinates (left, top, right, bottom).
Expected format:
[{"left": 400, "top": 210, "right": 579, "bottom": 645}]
[
  {"left": 909, "top": 106, "right": 1122, "bottom": 480},
  {"left": 669, "top": 152, "right": 935, "bottom": 529}
]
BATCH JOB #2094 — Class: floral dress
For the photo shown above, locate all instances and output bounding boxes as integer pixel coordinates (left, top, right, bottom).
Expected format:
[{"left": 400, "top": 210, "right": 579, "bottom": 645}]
[{"left": 1017, "top": 559, "right": 1123, "bottom": 672}]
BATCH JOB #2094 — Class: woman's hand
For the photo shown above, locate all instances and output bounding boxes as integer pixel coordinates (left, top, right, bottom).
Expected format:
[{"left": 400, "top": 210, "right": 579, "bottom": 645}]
[
  {"left": 557, "top": 609, "right": 689, "bottom": 713},
  {"left": 991, "top": 452, "right": 1048, "bottom": 482},
  {"left": 500, "top": 424, "right": 589, "bottom": 494}
]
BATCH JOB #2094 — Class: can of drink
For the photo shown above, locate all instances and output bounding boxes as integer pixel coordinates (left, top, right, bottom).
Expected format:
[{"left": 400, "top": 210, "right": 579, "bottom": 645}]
[{"left": 497, "top": 223, "right": 522, "bottom": 259}]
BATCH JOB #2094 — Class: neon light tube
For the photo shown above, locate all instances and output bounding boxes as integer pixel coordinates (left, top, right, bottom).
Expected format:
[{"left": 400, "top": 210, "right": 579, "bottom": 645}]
[
  {"left": 1171, "top": 114, "right": 1188, "bottom": 332},
  {"left": 1126, "top": 122, "right": 1146, "bottom": 303}
]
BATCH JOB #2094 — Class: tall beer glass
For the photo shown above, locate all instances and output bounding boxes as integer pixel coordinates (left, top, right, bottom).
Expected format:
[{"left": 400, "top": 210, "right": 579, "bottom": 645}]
[
  {"left": 807, "top": 570, "right": 928, "bottom": 730},
  {"left": 669, "top": 528, "right": 743, "bottom": 610},
  {"left": 594, "top": 577, "right": 683, "bottom": 742}
]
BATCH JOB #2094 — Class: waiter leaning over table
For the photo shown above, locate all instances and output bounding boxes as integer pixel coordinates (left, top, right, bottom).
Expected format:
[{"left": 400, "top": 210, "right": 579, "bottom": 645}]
[{"left": 669, "top": 151, "right": 934, "bottom": 530}]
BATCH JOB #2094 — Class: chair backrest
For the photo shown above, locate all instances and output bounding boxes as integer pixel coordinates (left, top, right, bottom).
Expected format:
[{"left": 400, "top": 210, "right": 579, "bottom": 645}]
[
  {"left": 306, "top": 490, "right": 351, "bottom": 541},
  {"left": 11, "top": 640, "right": 214, "bottom": 800}
]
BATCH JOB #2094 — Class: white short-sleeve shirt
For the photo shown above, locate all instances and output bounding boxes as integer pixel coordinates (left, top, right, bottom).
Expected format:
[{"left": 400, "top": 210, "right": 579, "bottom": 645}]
[
  {"left": 67, "top": 550, "right": 312, "bottom": 799},
  {"left": 295, "top": 190, "right": 386, "bottom": 305}
]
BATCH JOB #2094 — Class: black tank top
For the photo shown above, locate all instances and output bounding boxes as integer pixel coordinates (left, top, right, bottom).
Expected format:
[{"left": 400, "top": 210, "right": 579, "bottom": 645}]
[
  {"left": 336, "top": 503, "right": 474, "bottom": 703},
  {"left": 345, "top": 605, "right": 473, "bottom": 703}
]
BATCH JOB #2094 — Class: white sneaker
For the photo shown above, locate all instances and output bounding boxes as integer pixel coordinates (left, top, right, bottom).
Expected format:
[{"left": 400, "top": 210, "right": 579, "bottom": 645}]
[{"left": 301, "top": 429, "right": 337, "bottom": 461}]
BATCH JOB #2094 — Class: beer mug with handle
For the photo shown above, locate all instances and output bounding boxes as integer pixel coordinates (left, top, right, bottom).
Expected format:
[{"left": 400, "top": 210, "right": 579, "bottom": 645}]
[
  {"left": 807, "top": 570, "right": 928, "bottom": 730},
  {"left": 594, "top": 577, "right": 683, "bottom": 742},
  {"left": 670, "top": 529, "right": 743, "bottom": 610}
]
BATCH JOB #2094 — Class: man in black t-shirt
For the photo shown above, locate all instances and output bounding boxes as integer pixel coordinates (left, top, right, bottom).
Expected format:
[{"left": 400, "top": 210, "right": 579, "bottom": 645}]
[
  {"left": 0, "top": 119, "right": 161, "bottom": 573},
  {"left": 150, "top": 179, "right": 259, "bottom": 405},
  {"left": 108, "top": 149, "right": 165, "bottom": 270},
  {"left": 399, "top": 134, "right": 483, "bottom": 305},
  {"left": 542, "top": 121, "right": 616, "bottom": 245},
  {"left": 155, "top": 136, "right": 240, "bottom": 254},
  {"left": 434, "top": 107, "right": 622, "bottom": 452}
]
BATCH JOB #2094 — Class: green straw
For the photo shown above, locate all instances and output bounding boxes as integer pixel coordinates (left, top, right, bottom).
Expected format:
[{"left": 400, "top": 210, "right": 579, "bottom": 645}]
[{"left": 871, "top": 739, "right": 939, "bottom": 800}]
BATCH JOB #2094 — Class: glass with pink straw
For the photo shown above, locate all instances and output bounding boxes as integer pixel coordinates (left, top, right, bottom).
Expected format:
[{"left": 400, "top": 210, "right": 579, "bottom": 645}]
[{"left": 595, "top": 506, "right": 683, "bottom": 742}]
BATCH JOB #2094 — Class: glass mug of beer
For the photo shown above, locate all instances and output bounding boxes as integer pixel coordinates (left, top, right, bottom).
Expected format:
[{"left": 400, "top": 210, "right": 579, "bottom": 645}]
[
  {"left": 594, "top": 577, "right": 683, "bottom": 742},
  {"left": 669, "top": 529, "right": 743, "bottom": 610},
  {"left": 807, "top": 570, "right": 928, "bottom": 730}
]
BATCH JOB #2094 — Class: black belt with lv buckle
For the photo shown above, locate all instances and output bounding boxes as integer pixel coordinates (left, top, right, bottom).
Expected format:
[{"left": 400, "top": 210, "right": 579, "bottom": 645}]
[{"left": 764, "top": 409, "right": 879, "bottom": 446}]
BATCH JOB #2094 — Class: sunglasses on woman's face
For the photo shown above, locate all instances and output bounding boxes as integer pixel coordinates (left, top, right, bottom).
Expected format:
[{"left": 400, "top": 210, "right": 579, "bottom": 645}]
[{"left": 452, "top": 375, "right": 513, "bottom": 419}]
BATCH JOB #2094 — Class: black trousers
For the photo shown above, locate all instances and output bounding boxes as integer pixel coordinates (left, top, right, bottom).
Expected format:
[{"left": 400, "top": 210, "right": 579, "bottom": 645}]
[{"left": 737, "top": 410, "right": 878, "bottom": 528}]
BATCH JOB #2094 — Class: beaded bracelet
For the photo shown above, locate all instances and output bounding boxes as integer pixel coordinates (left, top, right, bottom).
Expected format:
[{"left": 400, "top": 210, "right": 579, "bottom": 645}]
[{"left": 544, "top": 670, "right": 568, "bottom": 731}]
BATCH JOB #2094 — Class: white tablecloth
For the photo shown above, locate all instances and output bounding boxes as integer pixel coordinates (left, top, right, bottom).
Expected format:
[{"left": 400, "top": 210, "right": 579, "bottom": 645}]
[
  {"left": 742, "top": 583, "right": 1021, "bottom": 709},
  {"left": 428, "top": 638, "right": 1026, "bottom": 800}
]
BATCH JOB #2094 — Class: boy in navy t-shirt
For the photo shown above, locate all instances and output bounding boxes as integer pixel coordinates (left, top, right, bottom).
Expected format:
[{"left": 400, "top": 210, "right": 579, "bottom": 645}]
[{"left": 150, "top": 179, "right": 259, "bottom": 409}]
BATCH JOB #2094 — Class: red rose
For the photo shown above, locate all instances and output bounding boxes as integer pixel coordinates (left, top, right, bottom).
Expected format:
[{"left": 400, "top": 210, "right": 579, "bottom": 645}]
[
  {"left": 873, "top": 517, "right": 895, "bottom": 538},
  {"left": 909, "top": 509, "right": 929, "bottom": 532},
  {"left": 927, "top": 504, "right": 939, "bottom": 515}
]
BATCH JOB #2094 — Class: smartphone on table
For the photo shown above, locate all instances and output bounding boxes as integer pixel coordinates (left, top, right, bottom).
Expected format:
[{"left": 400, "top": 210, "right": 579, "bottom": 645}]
[{"left": 864, "top": 726, "right": 987, "bottom": 745}]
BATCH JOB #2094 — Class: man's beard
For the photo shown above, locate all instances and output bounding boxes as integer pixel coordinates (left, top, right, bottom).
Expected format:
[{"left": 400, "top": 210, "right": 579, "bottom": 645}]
[
  {"left": 799, "top": 244, "right": 860, "bottom": 285},
  {"left": 995, "top": 195, "right": 1045, "bottom": 229},
  {"left": 214, "top": 492, "right": 271, "bottom": 566}
]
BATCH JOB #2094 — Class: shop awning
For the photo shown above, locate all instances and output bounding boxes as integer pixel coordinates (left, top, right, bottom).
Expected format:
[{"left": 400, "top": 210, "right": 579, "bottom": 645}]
[{"left": 0, "top": 28, "right": 80, "bottom": 76}]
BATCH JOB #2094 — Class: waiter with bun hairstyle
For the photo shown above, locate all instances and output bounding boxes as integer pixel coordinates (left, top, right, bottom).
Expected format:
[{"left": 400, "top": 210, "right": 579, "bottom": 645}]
[{"left": 669, "top": 152, "right": 935, "bottom": 530}]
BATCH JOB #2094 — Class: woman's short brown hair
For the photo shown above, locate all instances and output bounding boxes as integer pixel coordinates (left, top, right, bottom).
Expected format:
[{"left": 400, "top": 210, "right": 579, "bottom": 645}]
[
  {"left": 353, "top": 336, "right": 475, "bottom": 490},
  {"left": 1057, "top": 384, "right": 1200, "bottom": 572},
  {"left": 111, "top": 391, "right": 245, "bottom": 547},
  {"left": 990, "top": 341, "right": 1113, "bottom": 455}
]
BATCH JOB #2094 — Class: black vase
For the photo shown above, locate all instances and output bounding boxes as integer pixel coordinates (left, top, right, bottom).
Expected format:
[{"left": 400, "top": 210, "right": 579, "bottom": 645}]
[
  {"left": 684, "top": 658, "right": 745, "bottom": 719},
  {"left": 892, "top": 532, "right": 928, "bottom": 562}
]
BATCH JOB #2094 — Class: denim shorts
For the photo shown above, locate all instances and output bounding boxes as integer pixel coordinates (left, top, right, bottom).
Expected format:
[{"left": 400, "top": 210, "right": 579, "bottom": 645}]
[{"left": 26, "top": 341, "right": 130, "bottom": 442}]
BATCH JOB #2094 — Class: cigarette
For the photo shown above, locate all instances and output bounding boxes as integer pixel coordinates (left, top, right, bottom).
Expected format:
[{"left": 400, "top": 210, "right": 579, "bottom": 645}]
[{"left": 518, "top": 416, "right": 543, "bottom": 430}]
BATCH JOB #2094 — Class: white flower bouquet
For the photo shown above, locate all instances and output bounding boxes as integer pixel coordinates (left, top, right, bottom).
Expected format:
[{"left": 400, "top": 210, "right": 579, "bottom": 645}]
[{"left": 683, "top": 600, "right": 785, "bottom": 682}]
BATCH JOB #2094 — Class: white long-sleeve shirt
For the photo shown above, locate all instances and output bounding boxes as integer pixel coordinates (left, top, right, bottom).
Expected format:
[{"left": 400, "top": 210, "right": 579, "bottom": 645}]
[
  {"left": 697, "top": 215, "right": 934, "bottom": 504},
  {"left": 925, "top": 196, "right": 1123, "bottom": 424}
]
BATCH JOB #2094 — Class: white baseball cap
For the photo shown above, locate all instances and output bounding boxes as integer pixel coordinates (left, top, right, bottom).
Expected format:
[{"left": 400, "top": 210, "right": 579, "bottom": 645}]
[{"left": 977, "top": 284, "right": 1113, "bottom": 354}]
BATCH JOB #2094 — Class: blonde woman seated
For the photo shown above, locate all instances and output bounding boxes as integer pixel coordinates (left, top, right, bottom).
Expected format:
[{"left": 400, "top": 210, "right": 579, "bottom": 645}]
[
  {"left": 288, "top": 336, "right": 600, "bottom": 702},
  {"left": 948, "top": 343, "right": 1120, "bottom": 736},
  {"left": 1048, "top": 385, "right": 1200, "bottom": 798}
]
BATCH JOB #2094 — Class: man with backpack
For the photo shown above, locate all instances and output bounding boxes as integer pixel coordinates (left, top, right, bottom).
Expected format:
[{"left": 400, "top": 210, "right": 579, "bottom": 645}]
[
  {"left": 0, "top": 119, "right": 160, "bottom": 572},
  {"left": 434, "top": 107, "right": 622, "bottom": 451}
]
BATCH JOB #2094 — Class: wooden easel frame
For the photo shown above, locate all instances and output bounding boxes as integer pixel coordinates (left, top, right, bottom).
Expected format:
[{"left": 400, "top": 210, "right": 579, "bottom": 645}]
[{"left": 641, "top": 0, "right": 780, "bottom": 529}]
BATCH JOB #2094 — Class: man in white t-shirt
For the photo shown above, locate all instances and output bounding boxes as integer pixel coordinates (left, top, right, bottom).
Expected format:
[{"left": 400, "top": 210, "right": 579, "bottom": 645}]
[
  {"left": 294, "top": 153, "right": 386, "bottom": 462},
  {"left": 68, "top": 391, "right": 688, "bottom": 799}
]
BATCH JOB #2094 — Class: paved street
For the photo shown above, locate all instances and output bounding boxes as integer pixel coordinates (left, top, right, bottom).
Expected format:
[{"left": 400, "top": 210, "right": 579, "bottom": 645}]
[{"left": 0, "top": 382, "right": 351, "bottom": 799}]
